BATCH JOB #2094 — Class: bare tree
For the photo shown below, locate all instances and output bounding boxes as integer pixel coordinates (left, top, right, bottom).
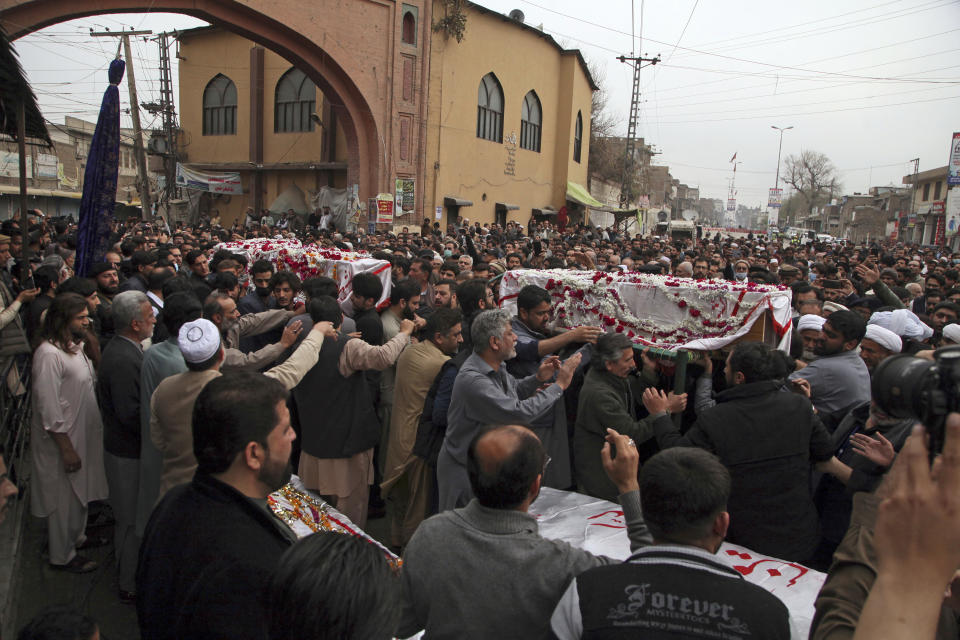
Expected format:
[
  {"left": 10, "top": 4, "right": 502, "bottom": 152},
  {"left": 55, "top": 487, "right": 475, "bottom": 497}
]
[{"left": 781, "top": 150, "right": 842, "bottom": 216}]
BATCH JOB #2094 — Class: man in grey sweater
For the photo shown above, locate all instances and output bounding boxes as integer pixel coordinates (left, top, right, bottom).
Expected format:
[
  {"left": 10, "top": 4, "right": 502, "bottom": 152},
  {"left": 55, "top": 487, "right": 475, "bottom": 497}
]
[{"left": 398, "top": 424, "right": 649, "bottom": 639}]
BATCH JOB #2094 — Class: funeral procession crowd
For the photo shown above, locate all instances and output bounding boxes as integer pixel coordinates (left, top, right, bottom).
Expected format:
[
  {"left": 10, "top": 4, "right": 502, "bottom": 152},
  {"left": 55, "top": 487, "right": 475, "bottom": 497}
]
[{"left": 1, "top": 207, "right": 959, "bottom": 640}]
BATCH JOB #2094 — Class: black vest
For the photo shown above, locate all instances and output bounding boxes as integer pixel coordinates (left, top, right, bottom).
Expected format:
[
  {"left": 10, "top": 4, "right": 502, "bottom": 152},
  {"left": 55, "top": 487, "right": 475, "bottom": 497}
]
[{"left": 292, "top": 332, "right": 380, "bottom": 459}]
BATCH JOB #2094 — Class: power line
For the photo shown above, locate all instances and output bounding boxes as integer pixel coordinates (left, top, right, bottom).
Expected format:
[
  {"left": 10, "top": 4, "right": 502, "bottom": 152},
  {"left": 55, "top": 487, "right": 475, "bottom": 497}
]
[
  {"left": 517, "top": 0, "right": 958, "bottom": 83},
  {"left": 663, "top": 0, "right": 699, "bottom": 65}
]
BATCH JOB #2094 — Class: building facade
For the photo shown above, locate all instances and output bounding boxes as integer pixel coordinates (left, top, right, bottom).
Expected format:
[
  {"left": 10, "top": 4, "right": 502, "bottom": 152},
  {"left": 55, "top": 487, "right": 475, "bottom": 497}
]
[
  {"left": 176, "top": 26, "right": 352, "bottom": 223},
  {"left": 423, "top": 1, "right": 595, "bottom": 229},
  {"left": 0, "top": 116, "right": 148, "bottom": 219},
  {"left": 168, "top": 1, "right": 595, "bottom": 229}
]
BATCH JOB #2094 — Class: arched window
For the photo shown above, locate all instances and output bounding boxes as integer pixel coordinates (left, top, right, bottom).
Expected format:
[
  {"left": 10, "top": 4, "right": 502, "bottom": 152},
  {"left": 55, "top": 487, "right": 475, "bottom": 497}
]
[
  {"left": 402, "top": 11, "right": 417, "bottom": 45},
  {"left": 520, "top": 90, "right": 541, "bottom": 152},
  {"left": 573, "top": 110, "right": 583, "bottom": 163},
  {"left": 202, "top": 74, "right": 237, "bottom": 136},
  {"left": 275, "top": 68, "right": 316, "bottom": 133},
  {"left": 476, "top": 73, "right": 503, "bottom": 143}
]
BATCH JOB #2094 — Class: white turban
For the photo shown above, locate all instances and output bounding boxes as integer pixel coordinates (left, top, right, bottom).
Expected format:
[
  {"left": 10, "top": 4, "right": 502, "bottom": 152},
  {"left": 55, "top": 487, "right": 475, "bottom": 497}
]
[
  {"left": 797, "top": 314, "right": 826, "bottom": 333},
  {"left": 868, "top": 309, "right": 934, "bottom": 341},
  {"left": 178, "top": 318, "right": 222, "bottom": 364},
  {"left": 942, "top": 324, "right": 960, "bottom": 345},
  {"left": 863, "top": 324, "right": 902, "bottom": 353}
]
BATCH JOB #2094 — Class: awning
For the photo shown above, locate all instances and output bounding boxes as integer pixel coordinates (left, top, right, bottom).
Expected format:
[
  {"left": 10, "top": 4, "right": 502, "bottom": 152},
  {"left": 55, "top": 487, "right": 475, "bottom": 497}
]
[
  {"left": 532, "top": 206, "right": 557, "bottom": 216},
  {"left": 495, "top": 202, "right": 519, "bottom": 211},
  {"left": 444, "top": 196, "right": 473, "bottom": 207},
  {"left": 566, "top": 181, "right": 605, "bottom": 208},
  {"left": 0, "top": 184, "right": 83, "bottom": 200}
]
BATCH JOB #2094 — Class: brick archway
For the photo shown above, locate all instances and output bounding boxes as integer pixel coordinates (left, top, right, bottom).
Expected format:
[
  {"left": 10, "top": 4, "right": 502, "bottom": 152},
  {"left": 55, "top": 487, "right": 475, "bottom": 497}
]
[{"left": 1, "top": 0, "right": 382, "bottom": 197}]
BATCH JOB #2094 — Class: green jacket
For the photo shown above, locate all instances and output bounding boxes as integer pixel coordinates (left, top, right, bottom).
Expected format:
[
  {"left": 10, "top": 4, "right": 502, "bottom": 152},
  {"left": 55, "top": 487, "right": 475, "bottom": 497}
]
[{"left": 573, "top": 366, "right": 672, "bottom": 501}]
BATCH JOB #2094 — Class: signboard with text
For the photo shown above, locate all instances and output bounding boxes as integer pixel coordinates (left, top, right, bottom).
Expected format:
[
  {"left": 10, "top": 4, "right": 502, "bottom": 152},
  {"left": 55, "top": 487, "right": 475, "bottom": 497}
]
[
  {"left": 176, "top": 163, "right": 243, "bottom": 195},
  {"left": 375, "top": 193, "right": 394, "bottom": 224},
  {"left": 727, "top": 198, "right": 736, "bottom": 212},
  {"left": 948, "top": 131, "right": 960, "bottom": 186},
  {"left": 768, "top": 187, "right": 783, "bottom": 208},
  {"left": 395, "top": 178, "right": 415, "bottom": 215}
]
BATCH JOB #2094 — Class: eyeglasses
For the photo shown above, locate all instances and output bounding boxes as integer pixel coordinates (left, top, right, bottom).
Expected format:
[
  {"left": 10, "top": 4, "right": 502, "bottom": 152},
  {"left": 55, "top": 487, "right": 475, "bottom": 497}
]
[{"left": 542, "top": 455, "right": 552, "bottom": 474}]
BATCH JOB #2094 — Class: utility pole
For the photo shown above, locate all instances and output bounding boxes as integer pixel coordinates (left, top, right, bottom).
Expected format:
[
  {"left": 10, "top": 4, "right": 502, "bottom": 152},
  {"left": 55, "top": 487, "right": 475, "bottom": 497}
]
[
  {"left": 770, "top": 125, "right": 792, "bottom": 230},
  {"left": 91, "top": 28, "right": 153, "bottom": 219},
  {"left": 147, "top": 32, "right": 179, "bottom": 217},
  {"left": 616, "top": 53, "right": 660, "bottom": 216},
  {"left": 909, "top": 157, "right": 920, "bottom": 243}
]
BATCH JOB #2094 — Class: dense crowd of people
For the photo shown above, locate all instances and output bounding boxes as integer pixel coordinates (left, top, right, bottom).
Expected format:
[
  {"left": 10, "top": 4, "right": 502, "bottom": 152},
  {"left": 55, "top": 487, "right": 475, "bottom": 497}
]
[{"left": 1, "top": 207, "right": 959, "bottom": 639}]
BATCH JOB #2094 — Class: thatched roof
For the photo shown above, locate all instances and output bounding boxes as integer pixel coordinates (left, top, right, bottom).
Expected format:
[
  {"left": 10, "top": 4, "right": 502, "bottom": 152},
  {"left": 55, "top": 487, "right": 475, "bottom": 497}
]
[{"left": 0, "top": 25, "right": 52, "bottom": 146}]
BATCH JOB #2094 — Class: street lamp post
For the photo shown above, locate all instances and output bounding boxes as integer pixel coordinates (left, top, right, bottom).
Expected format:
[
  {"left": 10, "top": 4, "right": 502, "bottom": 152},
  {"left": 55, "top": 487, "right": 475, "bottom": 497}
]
[{"left": 771, "top": 125, "right": 793, "bottom": 224}]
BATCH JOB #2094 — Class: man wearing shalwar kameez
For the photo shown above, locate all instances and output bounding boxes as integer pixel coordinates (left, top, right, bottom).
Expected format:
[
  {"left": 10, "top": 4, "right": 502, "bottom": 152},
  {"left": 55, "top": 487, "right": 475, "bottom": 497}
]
[{"left": 30, "top": 293, "right": 108, "bottom": 571}]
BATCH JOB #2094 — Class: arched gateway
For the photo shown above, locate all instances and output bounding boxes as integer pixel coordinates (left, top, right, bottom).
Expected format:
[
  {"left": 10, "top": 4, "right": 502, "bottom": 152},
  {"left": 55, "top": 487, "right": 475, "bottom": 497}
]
[{"left": 1, "top": 0, "right": 430, "bottom": 208}]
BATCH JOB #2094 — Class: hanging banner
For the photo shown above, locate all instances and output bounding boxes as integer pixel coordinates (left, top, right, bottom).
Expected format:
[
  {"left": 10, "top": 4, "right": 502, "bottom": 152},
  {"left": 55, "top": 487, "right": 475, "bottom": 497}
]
[
  {"left": 395, "top": 178, "right": 415, "bottom": 215},
  {"left": 375, "top": 192, "right": 394, "bottom": 224},
  {"left": 727, "top": 198, "right": 736, "bottom": 212},
  {"left": 768, "top": 188, "right": 783, "bottom": 208},
  {"left": 37, "top": 153, "right": 58, "bottom": 179},
  {"left": 946, "top": 189, "right": 960, "bottom": 237},
  {"left": 175, "top": 163, "right": 243, "bottom": 195},
  {"left": 0, "top": 151, "right": 30, "bottom": 178},
  {"left": 948, "top": 131, "right": 960, "bottom": 186}
]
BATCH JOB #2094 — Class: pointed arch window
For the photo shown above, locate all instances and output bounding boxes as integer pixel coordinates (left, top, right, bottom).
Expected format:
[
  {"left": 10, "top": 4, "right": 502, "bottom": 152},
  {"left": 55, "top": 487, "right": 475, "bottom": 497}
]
[
  {"left": 202, "top": 74, "right": 237, "bottom": 136},
  {"left": 520, "top": 90, "right": 541, "bottom": 152},
  {"left": 476, "top": 73, "right": 503, "bottom": 143},
  {"left": 573, "top": 110, "right": 583, "bottom": 163},
  {"left": 402, "top": 11, "right": 417, "bottom": 45},
  {"left": 275, "top": 68, "right": 317, "bottom": 133}
]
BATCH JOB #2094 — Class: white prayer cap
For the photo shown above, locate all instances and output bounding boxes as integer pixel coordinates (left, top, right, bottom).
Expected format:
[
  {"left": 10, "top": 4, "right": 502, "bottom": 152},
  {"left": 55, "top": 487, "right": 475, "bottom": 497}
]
[
  {"left": 178, "top": 318, "right": 222, "bottom": 364},
  {"left": 942, "top": 323, "right": 960, "bottom": 345},
  {"left": 869, "top": 309, "right": 934, "bottom": 341},
  {"left": 797, "top": 314, "right": 826, "bottom": 332},
  {"left": 822, "top": 301, "right": 848, "bottom": 314},
  {"left": 863, "top": 325, "right": 902, "bottom": 353},
  {"left": 659, "top": 256, "right": 672, "bottom": 264}
]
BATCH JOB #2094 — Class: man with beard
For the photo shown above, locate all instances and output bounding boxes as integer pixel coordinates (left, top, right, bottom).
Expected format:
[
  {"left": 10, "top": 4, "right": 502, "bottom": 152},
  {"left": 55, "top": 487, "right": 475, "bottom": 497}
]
[
  {"left": 790, "top": 310, "right": 872, "bottom": 426},
  {"left": 653, "top": 342, "right": 834, "bottom": 563},
  {"left": 507, "top": 285, "right": 601, "bottom": 489},
  {"left": 438, "top": 310, "right": 581, "bottom": 511},
  {"left": 381, "top": 308, "right": 463, "bottom": 549},
  {"left": 797, "top": 313, "right": 826, "bottom": 363},
  {"left": 270, "top": 271, "right": 301, "bottom": 312},
  {"left": 31, "top": 293, "right": 109, "bottom": 574},
  {"left": 203, "top": 291, "right": 300, "bottom": 371},
  {"left": 91, "top": 261, "right": 120, "bottom": 341},
  {"left": 378, "top": 279, "right": 423, "bottom": 467},
  {"left": 238, "top": 260, "right": 276, "bottom": 315},
  {"left": 137, "top": 372, "right": 299, "bottom": 640},
  {"left": 149, "top": 317, "right": 331, "bottom": 502},
  {"left": 97, "top": 291, "right": 156, "bottom": 600}
]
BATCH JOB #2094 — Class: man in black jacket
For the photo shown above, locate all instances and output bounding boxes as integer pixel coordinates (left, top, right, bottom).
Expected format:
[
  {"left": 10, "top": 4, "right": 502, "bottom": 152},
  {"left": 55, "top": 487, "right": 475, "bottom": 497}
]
[
  {"left": 551, "top": 447, "right": 791, "bottom": 640},
  {"left": 98, "top": 290, "right": 155, "bottom": 600},
  {"left": 652, "top": 342, "right": 834, "bottom": 563},
  {"left": 137, "top": 372, "right": 297, "bottom": 640}
]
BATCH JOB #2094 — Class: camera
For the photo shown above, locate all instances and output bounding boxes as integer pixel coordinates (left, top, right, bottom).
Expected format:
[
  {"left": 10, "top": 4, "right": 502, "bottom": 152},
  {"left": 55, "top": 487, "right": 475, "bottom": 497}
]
[{"left": 871, "top": 346, "right": 960, "bottom": 460}]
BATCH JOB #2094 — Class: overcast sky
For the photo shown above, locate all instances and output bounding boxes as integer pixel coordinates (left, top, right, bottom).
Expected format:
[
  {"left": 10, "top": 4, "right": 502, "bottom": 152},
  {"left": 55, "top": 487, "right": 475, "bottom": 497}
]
[{"left": 15, "top": 0, "right": 960, "bottom": 207}]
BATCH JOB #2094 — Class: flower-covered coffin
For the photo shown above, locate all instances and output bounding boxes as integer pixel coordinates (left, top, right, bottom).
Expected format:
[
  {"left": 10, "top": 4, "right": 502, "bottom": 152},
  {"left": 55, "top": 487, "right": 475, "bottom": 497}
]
[
  {"left": 269, "top": 480, "right": 400, "bottom": 569},
  {"left": 499, "top": 269, "right": 793, "bottom": 352},
  {"left": 216, "top": 238, "right": 392, "bottom": 309}
]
